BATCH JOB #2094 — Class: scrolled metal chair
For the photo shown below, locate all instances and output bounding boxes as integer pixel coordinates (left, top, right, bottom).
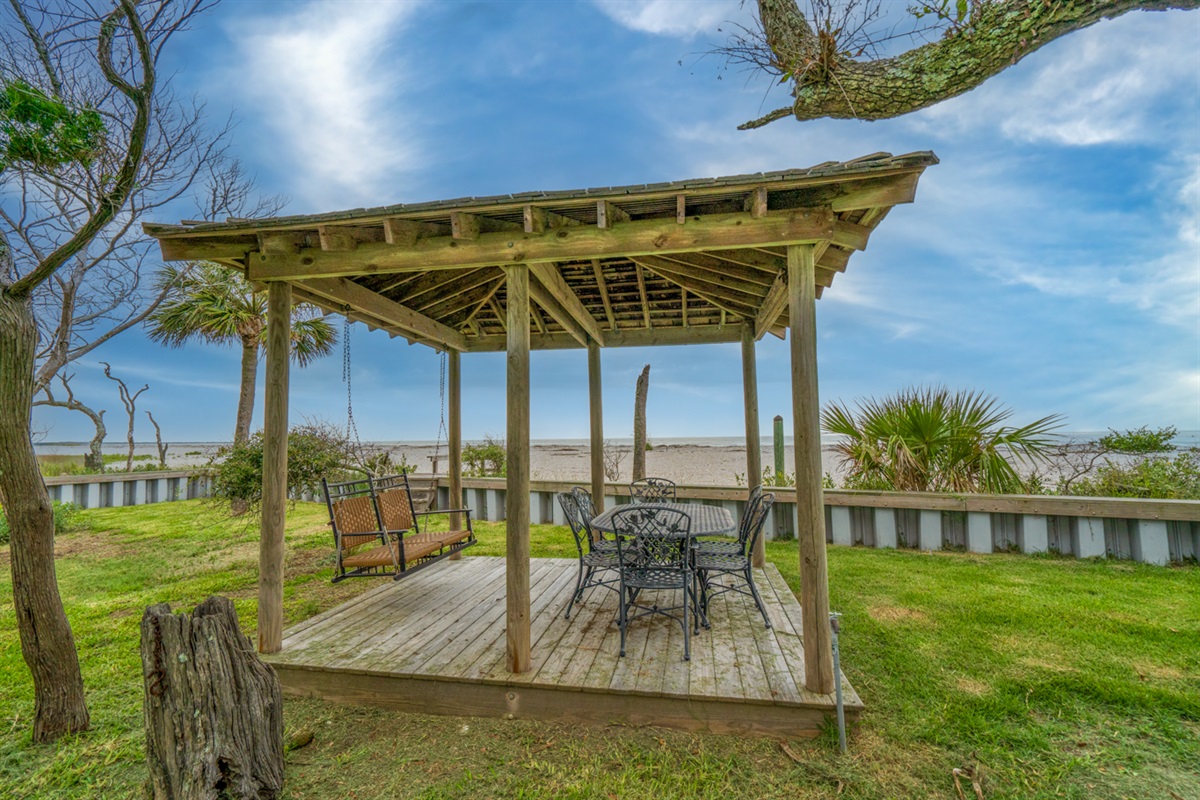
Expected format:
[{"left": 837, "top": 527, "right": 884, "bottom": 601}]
[
  {"left": 693, "top": 492, "right": 775, "bottom": 628},
  {"left": 558, "top": 491, "right": 623, "bottom": 620},
  {"left": 693, "top": 484, "right": 764, "bottom": 559},
  {"left": 612, "top": 504, "right": 699, "bottom": 661},
  {"left": 571, "top": 486, "right": 616, "bottom": 553},
  {"left": 628, "top": 477, "right": 676, "bottom": 503}
]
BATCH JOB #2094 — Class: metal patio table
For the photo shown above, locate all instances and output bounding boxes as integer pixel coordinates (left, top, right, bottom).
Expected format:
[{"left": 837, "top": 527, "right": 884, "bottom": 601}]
[{"left": 590, "top": 502, "right": 736, "bottom": 539}]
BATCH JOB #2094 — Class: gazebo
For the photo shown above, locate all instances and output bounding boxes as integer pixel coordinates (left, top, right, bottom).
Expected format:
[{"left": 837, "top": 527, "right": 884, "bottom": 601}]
[{"left": 146, "top": 150, "right": 936, "bottom": 726}]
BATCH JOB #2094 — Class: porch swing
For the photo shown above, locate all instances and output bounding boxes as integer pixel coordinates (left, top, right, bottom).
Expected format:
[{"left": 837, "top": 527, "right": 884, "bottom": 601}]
[{"left": 322, "top": 317, "right": 476, "bottom": 583}]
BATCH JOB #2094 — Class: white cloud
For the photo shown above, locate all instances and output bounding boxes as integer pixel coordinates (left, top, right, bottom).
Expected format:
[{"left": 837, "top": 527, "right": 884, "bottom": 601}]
[
  {"left": 592, "top": 0, "right": 744, "bottom": 39},
  {"left": 226, "top": 1, "right": 425, "bottom": 210},
  {"left": 979, "top": 154, "right": 1200, "bottom": 329},
  {"left": 912, "top": 11, "right": 1200, "bottom": 146}
]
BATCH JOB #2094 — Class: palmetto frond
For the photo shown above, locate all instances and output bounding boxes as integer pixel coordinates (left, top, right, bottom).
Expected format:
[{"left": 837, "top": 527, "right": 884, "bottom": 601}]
[{"left": 822, "top": 386, "right": 1063, "bottom": 494}]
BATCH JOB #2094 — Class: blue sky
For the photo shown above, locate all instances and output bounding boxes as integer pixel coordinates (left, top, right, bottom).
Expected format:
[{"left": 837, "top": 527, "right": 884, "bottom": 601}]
[{"left": 28, "top": 0, "right": 1200, "bottom": 444}]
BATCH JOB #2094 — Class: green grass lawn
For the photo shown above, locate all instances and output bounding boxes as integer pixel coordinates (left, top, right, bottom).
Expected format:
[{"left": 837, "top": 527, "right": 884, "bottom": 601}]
[{"left": 0, "top": 500, "right": 1196, "bottom": 799}]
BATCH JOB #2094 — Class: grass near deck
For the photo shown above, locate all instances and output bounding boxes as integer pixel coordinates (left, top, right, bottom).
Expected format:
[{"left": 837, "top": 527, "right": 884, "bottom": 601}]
[{"left": 0, "top": 500, "right": 1196, "bottom": 799}]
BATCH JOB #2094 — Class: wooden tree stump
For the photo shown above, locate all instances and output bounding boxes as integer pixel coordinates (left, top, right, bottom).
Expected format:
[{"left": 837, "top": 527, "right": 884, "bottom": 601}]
[{"left": 141, "top": 597, "right": 284, "bottom": 800}]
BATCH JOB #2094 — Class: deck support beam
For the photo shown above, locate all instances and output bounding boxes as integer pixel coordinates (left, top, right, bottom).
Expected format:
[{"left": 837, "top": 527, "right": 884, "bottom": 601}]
[
  {"left": 741, "top": 322, "right": 764, "bottom": 568},
  {"left": 258, "top": 281, "right": 291, "bottom": 654},
  {"left": 787, "top": 243, "right": 834, "bottom": 694},
  {"left": 504, "top": 266, "right": 532, "bottom": 673},
  {"left": 448, "top": 349, "right": 463, "bottom": 559},
  {"left": 588, "top": 341, "right": 605, "bottom": 513}
]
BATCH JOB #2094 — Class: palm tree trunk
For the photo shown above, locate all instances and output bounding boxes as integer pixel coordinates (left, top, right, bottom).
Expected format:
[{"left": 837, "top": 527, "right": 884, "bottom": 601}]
[
  {"left": 0, "top": 292, "right": 89, "bottom": 742},
  {"left": 235, "top": 336, "right": 259, "bottom": 445},
  {"left": 632, "top": 364, "right": 650, "bottom": 481}
]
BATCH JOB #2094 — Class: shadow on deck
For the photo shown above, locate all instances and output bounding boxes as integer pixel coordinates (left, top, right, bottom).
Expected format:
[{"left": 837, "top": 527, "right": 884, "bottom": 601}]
[{"left": 265, "top": 556, "right": 862, "bottom": 738}]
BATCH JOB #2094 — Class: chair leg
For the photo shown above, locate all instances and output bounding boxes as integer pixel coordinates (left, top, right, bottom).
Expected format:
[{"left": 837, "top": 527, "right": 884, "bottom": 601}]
[
  {"left": 565, "top": 561, "right": 586, "bottom": 620},
  {"left": 618, "top": 586, "right": 631, "bottom": 657},
  {"left": 682, "top": 581, "right": 691, "bottom": 661},
  {"left": 746, "top": 566, "right": 771, "bottom": 628}
]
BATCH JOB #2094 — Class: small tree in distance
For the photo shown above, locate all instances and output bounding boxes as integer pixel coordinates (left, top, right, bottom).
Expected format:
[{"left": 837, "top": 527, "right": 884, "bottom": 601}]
[{"left": 147, "top": 262, "right": 337, "bottom": 444}]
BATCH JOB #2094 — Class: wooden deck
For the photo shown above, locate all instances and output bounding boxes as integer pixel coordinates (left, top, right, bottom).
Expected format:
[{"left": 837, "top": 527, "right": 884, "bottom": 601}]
[{"left": 266, "top": 556, "right": 862, "bottom": 738}]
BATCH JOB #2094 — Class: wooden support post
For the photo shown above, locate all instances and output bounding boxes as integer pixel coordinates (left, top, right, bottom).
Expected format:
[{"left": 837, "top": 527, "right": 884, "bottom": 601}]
[
  {"left": 588, "top": 340, "right": 605, "bottom": 513},
  {"left": 448, "top": 349, "right": 463, "bottom": 560},
  {"left": 741, "top": 323, "right": 764, "bottom": 568},
  {"left": 258, "top": 281, "right": 291, "bottom": 654},
  {"left": 504, "top": 266, "right": 531, "bottom": 673},
  {"left": 787, "top": 243, "right": 834, "bottom": 695},
  {"left": 773, "top": 415, "right": 786, "bottom": 481}
]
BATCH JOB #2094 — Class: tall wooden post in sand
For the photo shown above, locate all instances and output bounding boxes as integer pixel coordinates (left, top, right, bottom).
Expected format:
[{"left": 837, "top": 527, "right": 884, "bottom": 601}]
[
  {"left": 787, "top": 244, "right": 834, "bottom": 694},
  {"left": 504, "top": 266, "right": 531, "bottom": 673},
  {"left": 588, "top": 341, "right": 605, "bottom": 512},
  {"left": 447, "top": 349, "right": 463, "bottom": 559},
  {"left": 741, "top": 322, "right": 764, "bottom": 567},
  {"left": 258, "top": 281, "right": 291, "bottom": 654}
]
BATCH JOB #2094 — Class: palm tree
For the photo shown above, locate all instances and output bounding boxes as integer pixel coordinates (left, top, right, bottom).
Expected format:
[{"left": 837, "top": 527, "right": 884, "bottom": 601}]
[
  {"left": 147, "top": 262, "right": 337, "bottom": 444},
  {"left": 821, "top": 387, "right": 1063, "bottom": 494}
]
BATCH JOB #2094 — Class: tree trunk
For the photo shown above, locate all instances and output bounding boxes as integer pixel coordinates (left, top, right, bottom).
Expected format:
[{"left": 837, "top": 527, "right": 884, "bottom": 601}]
[
  {"left": 235, "top": 336, "right": 259, "bottom": 445},
  {"left": 141, "top": 596, "right": 284, "bottom": 800},
  {"left": 125, "top": 403, "right": 136, "bottom": 473},
  {"left": 84, "top": 410, "right": 106, "bottom": 473},
  {"left": 0, "top": 292, "right": 89, "bottom": 742},
  {"left": 632, "top": 364, "right": 650, "bottom": 481}
]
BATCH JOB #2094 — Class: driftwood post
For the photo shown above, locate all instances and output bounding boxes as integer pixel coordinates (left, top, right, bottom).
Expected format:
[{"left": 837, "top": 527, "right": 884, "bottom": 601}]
[
  {"left": 632, "top": 364, "right": 650, "bottom": 481},
  {"left": 141, "top": 597, "right": 284, "bottom": 800}
]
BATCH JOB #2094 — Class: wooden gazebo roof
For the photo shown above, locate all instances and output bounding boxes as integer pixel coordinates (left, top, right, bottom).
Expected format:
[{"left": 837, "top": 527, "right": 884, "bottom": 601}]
[{"left": 145, "top": 151, "right": 937, "bottom": 352}]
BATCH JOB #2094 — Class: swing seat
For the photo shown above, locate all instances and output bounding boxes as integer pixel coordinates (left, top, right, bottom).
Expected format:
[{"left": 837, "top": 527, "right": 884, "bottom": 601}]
[{"left": 324, "top": 473, "right": 476, "bottom": 583}]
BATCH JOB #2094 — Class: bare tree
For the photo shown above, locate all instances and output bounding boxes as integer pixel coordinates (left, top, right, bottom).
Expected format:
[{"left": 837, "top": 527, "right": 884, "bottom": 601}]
[
  {"left": 147, "top": 410, "right": 168, "bottom": 469},
  {"left": 602, "top": 439, "right": 629, "bottom": 483},
  {"left": 632, "top": 364, "right": 650, "bottom": 481},
  {"left": 101, "top": 362, "right": 147, "bottom": 472},
  {"left": 723, "top": 0, "right": 1199, "bottom": 128},
  {"left": 0, "top": 0, "right": 231, "bottom": 742},
  {"left": 36, "top": 373, "right": 106, "bottom": 471}
]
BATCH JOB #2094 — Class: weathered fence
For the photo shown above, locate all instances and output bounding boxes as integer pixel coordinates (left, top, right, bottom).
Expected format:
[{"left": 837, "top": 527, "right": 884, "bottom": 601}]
[
  {"left": 441, "top": 478, "right": 1200, "bottom": 567},
  {"left": 44, "top": 470, "right": 212, "bottom": 508},
  {"left": 43, "top": 470, "right": 1199, "bottom": 566}
]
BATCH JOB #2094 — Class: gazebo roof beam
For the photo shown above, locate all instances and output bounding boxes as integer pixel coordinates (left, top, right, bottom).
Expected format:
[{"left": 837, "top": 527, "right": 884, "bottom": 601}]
[
  {"left": 244, "top": 208, "right": 836, "bottom": 281},
  {"left": 528, "top": 263, "right": 607, "bottom": 347},
  {"left": 647, "top": 253, "right": 776, "bottom": 289},
  {"left": 590, "top": 260, "right": 616, "bottom": 330},
  {"left": 383, "top": 218, "right": 444, "bottom": 246},
  {"left": 528, "top": 280, "right": 589, "bottom": 347},
  {"left": 831, "top": 220, "right": 871, "bottom": 251},
  {"left": 634, "top": 258, "right": 759, "bottom": 319},
  {"left": 633, "top": 263, "right": 652, "bottom": 328},
  {"left": 451, "top": 212, "right": 522, "bottom": 240},
  {"left": 634, "top": 256, "right": 769, "bottom": 301},
  {"left": 524, "top": 205, "right": 583, "bottom": 233},
  {"left": 317, "top": 224, "right": 385, "bottom": 252},
  {"left": 296, "top": 276, "right": 469, "bottom": 352},
  {"left": 596, "top": 200, "right": 631, "bottom": 229},
  {"left": 465, "top": 321, "right": 750, "bottom": 352}
]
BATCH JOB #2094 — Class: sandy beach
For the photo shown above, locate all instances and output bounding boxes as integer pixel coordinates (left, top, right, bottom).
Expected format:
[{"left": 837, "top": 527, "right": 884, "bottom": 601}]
[{"left": 35, "top": 438, "right": 843, "bottom": 487}]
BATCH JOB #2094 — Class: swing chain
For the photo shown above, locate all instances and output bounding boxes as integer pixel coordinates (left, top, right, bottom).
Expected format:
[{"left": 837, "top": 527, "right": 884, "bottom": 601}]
[
  {"left": 342, "top": 314, "right": 366, "bottom": 468},
  {"left": 432, "top": 349, "right": 448, "bottom": 474}
]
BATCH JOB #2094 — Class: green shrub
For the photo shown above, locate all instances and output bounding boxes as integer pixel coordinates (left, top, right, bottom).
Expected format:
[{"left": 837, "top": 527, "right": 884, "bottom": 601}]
[
  {"left": 1070, "top": 452, "right": 1200, "bottom": 500},
  {"left": 209, "top": 421, "right": 353, "bottom": 514},
  {"left": 0, "top": 500, "right": 82, "bottom": 545},
  {"left": 463, "top": 435, "right": 506, "bottom": 477}
]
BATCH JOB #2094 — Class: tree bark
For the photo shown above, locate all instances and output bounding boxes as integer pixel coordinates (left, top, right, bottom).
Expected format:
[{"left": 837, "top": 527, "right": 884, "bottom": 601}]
[
  {"left": 235, "top": 336, "right": 259, "bottom": 445},
  {"left": 0, "top": 293, "right": 89, "bottom": 742},
  {"left": 85, "top": 413, "right": 107, "bottom": 473},
  {"left": 745, "top": 0, "right": 1200, "bottom": 127},
  {"left": 141, "top": 596, "right": 284, "bottom": 800},
  {"left": 632, "top": 364, "right": 650, "bottom": 481}
]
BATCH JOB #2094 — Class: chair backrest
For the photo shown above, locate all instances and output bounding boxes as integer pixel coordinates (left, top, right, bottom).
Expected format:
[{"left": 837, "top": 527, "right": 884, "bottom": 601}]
[
  {"left": 556, "top": 492, "right": 588, "bottom": 557},
  {"left": 374, "top": 473, "right": 418, "bottom": 533},
  {"left": 571, "top": 486, "right": 597, "bottom": 527},
  {"left": 611, "top": 504, "right": 692, "bottom": 570},
  {"left": 741, "top": 493, "right": 775, "bottom": 557},
  {"left": 737, "top": 485, "right": 765, "bottom": 544},
  {"left": 323, "top": 477, "right": 384, "bottom": 552},
  {"left": 629, "top": 477, "right": 676, "bottom": 503}
]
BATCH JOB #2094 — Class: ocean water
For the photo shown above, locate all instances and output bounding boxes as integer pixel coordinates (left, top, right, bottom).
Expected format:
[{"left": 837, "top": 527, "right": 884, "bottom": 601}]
[{"left": 36, "top": 431, "right": 1200, "bottom": 454}]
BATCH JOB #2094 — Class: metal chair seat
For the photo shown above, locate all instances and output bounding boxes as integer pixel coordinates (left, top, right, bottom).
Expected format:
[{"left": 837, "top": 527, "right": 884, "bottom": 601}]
[{"left": 692, "top": 551, "right": 746, "bottom": 572}]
